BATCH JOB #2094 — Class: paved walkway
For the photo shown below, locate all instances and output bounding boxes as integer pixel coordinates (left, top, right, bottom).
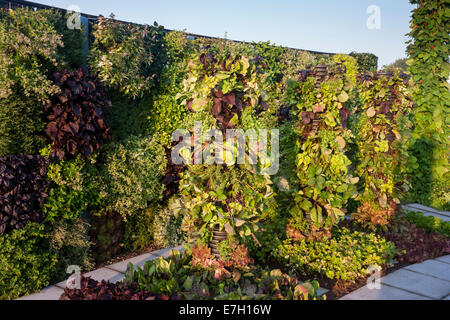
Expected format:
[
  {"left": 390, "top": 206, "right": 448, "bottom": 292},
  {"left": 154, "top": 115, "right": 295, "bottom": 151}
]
[
  {"left": 341, "top": 204, "right": 450, "bottom": 300},
  {"left": 402, "top": 203, "right": 450, "bottom": 222},
  {"left": 340, "top": 255, "right": 450, "bottom": 300}
]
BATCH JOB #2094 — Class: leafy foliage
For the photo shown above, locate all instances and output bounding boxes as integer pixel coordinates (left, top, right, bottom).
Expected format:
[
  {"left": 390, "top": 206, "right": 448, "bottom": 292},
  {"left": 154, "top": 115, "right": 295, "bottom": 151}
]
[
  {"left": 123, "top": 206, "right": 159, "bottom": 252},
  {"left": 42, "top": 151, "right": 103, "bottom": 222},
  {"left": 286, "top": 64, "right": 358, "bottom": 239},
  {"left": 43, "top": 10, "right": 86, "bottom": 69},
  {"left": 121, "top": 249, "right": 322, "bottom": 300},
  {"left": 178, "top": 45, "right": 277, "bottom": 131},
  {"left": 0, "top": 96, "right": 47, "bottom": 156},
  {"left": 275, "top": 227, "right": 396, "bottom": 281},
  {"left": 148, "top": 31, "right": 193, "bottom": 146},
  {"left": 406, "top": 0, "right": 450, "bottom": 210},
  {"left": 0, "top": 8, "right": 62, "bottom": 156},
  {"left": 60, "top": 275, "right": 172, "bottom": 300},
  {"left": 89, "top": 15, "right": 165, "bottom": 99},
  {"left": 44, "top": 69, "right": 112, "bottom": 160},
  {"left": 0, "top": 155, "right": 49, "bottom": 235},
  {"left": 352, "top": 72, "right": 414, "bottom": 230},
  {"left": 179, "top": 165, "right": 276, "bottom": 246},
  {"left": 0, "top": 223, "right": 57, "bottom": 300},
  {"left": 152, "top": 197, "right": 185, "bottom": 248},
  {"left": 0, "top": 8, "right": 62, "bottom": 103},
  {"left": 386, "top": 222, "right": 450, "bottom": 264},
  {"left": 49, "top": 218, "right": 94, "bottom": 282},
  {"left": 89, "top": 211, "right": 124, "bottom": 264},
  {"left": 98, "top": 135, "right": 167, "bottom": 220},
  {"left": 403, "top": 210, "right": 450, "bottom": 238},
  {"left": 349, "top": 52, "right": 378, "bottom": 73}
]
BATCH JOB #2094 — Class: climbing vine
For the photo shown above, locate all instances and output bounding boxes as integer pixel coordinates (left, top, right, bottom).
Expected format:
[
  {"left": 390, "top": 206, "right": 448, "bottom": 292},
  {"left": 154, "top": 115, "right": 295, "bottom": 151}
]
[
  {"left": 406, "top": 0, "right": 450, "bottom": 209},
  {"left": 286, "top": 62, "right": 359, "bottom": 240},
  {"left": 352, "top": 72, "right": 414, "bottom": 229}
]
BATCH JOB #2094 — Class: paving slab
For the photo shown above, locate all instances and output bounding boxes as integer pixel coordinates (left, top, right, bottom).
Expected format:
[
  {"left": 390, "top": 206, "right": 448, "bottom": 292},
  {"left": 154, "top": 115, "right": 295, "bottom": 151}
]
[
  {"left": 339, "top": 284, "right": 430, "bottom": 300},
  {"left": 16, "top": 286, "right": 64, "bottom": 300},
  {"left": 404, "top": 259, "right": 450, "bottom": 282},
  {"left": 402, "top": 206, "right": 450, "bottom": 222},
  {"left": 436, "top": 255, "right": 450, "bottom": 265},
  {"left": 107, "top": 252, "right": 159, "bottom": 273},
  {"left": 380, "top": 269, "right": 450, "bottom": 299},
  {"left": 403, "top": 204, "right": 450, "bottom": 219}
]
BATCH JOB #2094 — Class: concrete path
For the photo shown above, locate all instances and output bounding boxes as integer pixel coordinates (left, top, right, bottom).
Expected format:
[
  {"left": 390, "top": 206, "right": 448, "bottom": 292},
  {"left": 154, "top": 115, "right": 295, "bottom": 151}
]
[
  {"left": 402, "top": 203, "right": 450, "bottom": 222},
  {"left": 340, "top": 255, "right": 450, "bottom": 300}
]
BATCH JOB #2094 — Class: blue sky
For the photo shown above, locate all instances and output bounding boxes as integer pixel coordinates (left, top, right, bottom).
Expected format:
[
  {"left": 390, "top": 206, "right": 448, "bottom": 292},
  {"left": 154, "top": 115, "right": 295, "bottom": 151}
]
[{"left": 37, "top": 0, "right": 415, "bottom": 67}]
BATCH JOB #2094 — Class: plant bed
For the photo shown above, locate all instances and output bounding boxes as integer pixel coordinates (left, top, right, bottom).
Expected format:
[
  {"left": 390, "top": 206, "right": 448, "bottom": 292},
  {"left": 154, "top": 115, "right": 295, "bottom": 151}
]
[{"left": 61, "top": 247, "right": 324, "bottom": 300}]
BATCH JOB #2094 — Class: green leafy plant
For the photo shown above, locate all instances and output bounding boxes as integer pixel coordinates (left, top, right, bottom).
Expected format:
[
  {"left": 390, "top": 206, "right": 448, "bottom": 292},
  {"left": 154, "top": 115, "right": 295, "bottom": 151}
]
[
  {"left": 403, "top": 210, "right": 450, "bottom": 238},
  {"left": 0, "top": 8, "right": 63, "bottom": 156},
  {"left": 49, "top": 218, "right": 94, "bottom": 283},
  {"left": 123, "top": 206, "right": 159, "bottom": 252},
  {"left": 406, "top": 0, "right": 450, "bottom": 210},
  {"left": 0, "top": 223, "right": 57, "bottom": 300},
  {"left": 179, "top": 165, "right": 277, "bottom": 245},
  {"left": 275, "top": 227, "right": 396, "bottom": 281},
  {"left": 151, "top": 197, "right": 185, "bottom": 248},
  {"left": 352, "top": 72, "right": 414, "bottom": 230},
  {"left": 286, "top": 64, "right": 358, "bottom": 240},
  {"left": 89, "top": 15, "right": 164, "bottom": 99},
  {"left": 42, "top": 149, "right": 103, "bottom": 223},
  {"left": 122, "top": 248, "right": 323, "bottom": 300},
  {"left": 99, "top": 135, "right": 167, "bottom": 220},
  {"left": 349, "top": 52, "right": 378, "bottom": 73},
  {"left": 148, "top": 31, "right": 194, "bottom": 146}
]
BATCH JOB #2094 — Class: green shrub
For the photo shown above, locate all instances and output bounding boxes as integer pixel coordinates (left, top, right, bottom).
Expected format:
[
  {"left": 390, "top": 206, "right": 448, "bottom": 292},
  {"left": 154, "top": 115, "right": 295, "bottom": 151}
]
[
  {"left": 349, "top": 52, "right": 378, "bottom": 73},
  {"left": 88, "top": 211, "right": 124, "bottom": 264},
  {"left": 89, "top": 15, "right": 164, "bottom": 99},
  {"left": 0, "top": 8, "right": 62, "bottom": 103},
  {"left": 274, "top": 228, "right": 396, "bottom": 281},
  {"left": 49, "top": 219, "right": 94, "bottom": 283},
  {"left": 105, "top": 91, "right": 152, "bottom": 142},
  {"left": 0, "top": 223, "right": 57, "bottom": 300},
  {"left": 352, "top": 72, "right": 414, "bottom": 229},
  {"left": 99, "top": 135, "right": 167, "bottom": 220},
  {"left": 43, "top": 10, "right": 86, "bottom": 69},
  {"left": 286, "top": 65, "right": 358, "bottom": 239},
  {"left": 404, "top": 211, "right": 450, "bottom": 238},
  {"left": 123, "top": 206, "right": 159, "bottom": 252},
  {"left": 0, "top": 8, "right": 63, "bottom": 156},
  {"left": 0, "top": 97, "right": 47, "bottom": 156},
  {"left": 406, "top": 0, "right": 449, "bottom": 211},
  {"left": 179, "top": 165, "right": 277, "bottom": 246},
  {"left": 43, "top": 151, "right": 103, "bottom": 222},
  {"left": 152, "top": 197, "right": 184, "bottom": 248},
  {"left": 149, "top": 31, "right": 193, "bottom": 146}
]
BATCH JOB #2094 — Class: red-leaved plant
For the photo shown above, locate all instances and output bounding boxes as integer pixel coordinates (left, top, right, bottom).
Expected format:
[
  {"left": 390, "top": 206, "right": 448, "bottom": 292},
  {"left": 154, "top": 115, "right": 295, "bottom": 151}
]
[
  {"left": 0, "top": 155, "right": 49, "bottom": 235},
  {"left": 44, "top": 68, "right": 112, "bottom": 160}
]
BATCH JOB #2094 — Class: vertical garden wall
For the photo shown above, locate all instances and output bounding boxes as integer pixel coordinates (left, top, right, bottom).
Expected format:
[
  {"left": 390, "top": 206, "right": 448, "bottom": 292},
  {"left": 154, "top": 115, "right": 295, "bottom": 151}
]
[{"left": 0, "top": 3, "right": 449, "bottom": 301}]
